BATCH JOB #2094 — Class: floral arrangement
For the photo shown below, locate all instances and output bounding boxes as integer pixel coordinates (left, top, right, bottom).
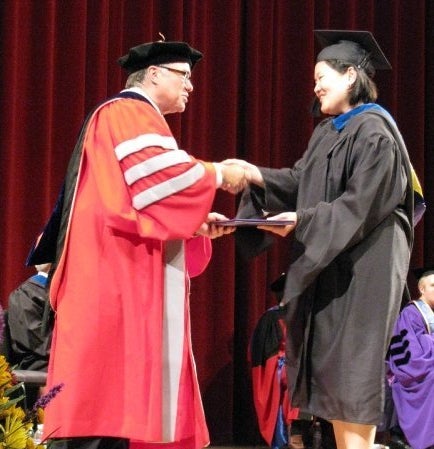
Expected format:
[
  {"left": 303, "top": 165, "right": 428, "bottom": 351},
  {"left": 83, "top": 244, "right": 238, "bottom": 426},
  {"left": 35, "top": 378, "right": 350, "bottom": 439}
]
[{"left": 0, "top": 309, "right": 63, "bottom": 448}]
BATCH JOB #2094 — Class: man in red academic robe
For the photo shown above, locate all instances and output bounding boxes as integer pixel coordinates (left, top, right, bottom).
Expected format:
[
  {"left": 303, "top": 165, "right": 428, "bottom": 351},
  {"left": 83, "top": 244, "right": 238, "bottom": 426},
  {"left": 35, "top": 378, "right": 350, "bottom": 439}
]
[{"left": 32, "top": 39, "right": 246, "bottom": 449}]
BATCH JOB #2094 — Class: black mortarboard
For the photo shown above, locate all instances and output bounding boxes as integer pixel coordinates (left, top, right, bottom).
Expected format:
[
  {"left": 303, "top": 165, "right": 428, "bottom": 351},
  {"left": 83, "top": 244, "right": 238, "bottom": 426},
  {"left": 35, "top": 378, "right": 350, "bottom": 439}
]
[
  {"left": 412, "top": 266, "right": 434, "bottom": 281},
  {"left": 314, "top": 30, "right": 392, "bottom": 71},
  {"left": 118, "top": 40, "right": 203, "bottom": 74},
  {"left": 269, "top": 273, "right": 287, "bottom": 293}
]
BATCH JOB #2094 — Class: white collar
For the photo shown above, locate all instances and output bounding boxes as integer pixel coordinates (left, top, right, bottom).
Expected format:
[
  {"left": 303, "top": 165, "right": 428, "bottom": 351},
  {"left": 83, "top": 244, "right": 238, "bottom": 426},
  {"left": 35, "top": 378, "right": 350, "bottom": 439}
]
[{"left": 120, "top": 87, "right": 162, "bottom": 115}]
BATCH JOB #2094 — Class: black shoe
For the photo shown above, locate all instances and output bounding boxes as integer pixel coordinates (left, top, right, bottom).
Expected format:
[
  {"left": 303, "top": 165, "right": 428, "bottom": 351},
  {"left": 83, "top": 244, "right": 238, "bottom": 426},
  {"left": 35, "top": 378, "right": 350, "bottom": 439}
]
[{"left": 388, "top": 436, "right": 413, "bottom": 449}]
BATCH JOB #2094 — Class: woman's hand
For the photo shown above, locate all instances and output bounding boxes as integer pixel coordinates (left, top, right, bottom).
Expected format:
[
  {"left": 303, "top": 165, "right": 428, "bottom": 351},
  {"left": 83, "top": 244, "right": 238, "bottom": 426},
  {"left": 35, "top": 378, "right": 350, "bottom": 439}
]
[{"left": 257, "top": 212, "right": 297, "bottom": 237}]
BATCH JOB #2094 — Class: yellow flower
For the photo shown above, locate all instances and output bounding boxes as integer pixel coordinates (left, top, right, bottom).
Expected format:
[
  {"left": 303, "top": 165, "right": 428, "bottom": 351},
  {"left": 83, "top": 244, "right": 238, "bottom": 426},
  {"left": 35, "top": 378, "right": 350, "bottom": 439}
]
[
  {"left": 25, "top": 438, "right": 36, "bottom": 449},
  {"left": 1, "top": 405, "right": 32, "bottom": 449},
  {"left": 35, "top": 409, "right": 44, "bottom": 425},
  {"left": 0, "top": 356, "right": 13, "bottom": 391},
  {"left": 0, "top": 396, "right": 12, "bottom": 419},
  {"left": 0, "top": 351, "right": 61, "bottom": 449}
]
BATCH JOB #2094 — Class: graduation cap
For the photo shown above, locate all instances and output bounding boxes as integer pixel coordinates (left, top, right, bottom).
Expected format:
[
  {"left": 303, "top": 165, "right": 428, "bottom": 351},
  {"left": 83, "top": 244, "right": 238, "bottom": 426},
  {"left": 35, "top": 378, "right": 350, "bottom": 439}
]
[
  {"left": 314, "top": 30, "right": 392, "bottom": 71},
  {"left": 118, "top": 38, "right": 203, "bottom": 74},
  {"left": 412, "top": 266, "right": 434, "bottom": 281}
]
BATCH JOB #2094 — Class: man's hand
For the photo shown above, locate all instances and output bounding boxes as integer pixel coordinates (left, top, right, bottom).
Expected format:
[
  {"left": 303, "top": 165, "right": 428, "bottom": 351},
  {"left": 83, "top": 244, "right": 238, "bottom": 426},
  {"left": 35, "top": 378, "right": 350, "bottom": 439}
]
[
  {"left": 257, "top": 212, "right": 297, "bottom": 237},
  {"left": 219, "top": 163, "right": 247, "bottom": 194},
  {"left": 195, "top": 212, "right": 236, "bottom": 239},
  {"left": 221, "top": 159, "right": 264, "bottom": 187}
]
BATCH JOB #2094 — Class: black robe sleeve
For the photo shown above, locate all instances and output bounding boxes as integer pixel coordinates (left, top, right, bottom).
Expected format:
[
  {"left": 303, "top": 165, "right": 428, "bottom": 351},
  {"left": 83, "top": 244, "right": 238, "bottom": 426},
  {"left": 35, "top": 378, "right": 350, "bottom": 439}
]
[{"left": 266, "top": 114, "right": 413, "bottom": 305}]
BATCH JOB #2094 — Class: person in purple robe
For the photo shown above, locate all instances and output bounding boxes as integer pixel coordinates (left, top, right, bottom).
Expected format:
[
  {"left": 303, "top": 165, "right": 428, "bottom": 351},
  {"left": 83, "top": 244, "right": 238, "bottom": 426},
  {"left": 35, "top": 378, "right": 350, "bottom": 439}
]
[{"left": 388, "top": 267, "right": 434, "bottom": 449}]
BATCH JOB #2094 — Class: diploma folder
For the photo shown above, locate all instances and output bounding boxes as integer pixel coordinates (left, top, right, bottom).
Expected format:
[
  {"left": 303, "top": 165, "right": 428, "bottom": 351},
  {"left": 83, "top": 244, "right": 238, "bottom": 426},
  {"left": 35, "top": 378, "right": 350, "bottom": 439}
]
[{"left": 217, "top": 218, "right": 295, "bottom": 227}]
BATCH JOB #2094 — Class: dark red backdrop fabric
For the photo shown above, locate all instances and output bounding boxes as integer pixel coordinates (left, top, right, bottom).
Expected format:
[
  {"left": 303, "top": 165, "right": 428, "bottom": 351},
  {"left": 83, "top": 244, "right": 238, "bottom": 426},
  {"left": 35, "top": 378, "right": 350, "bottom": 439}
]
[{"left": 1, "top": 1, "right": 433, "bottom": 444}]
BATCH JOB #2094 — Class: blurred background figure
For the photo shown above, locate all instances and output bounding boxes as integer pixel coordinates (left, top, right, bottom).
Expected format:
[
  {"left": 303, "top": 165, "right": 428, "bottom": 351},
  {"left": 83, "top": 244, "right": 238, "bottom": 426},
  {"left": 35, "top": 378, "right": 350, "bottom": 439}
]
[
  {"left": 6, "top": 262, "right": 52, "bottom": 408},
  {"left": 388, "top": 267, "right": 434, "bottom": 449},
  {"left": 7, "top": 262, "right": 52, "bottom": 372},
  {"left": 250, "top": 273, "right": 299, "bottom": 449},
  {"left": 250, "top": 273, "right": 337, "bottom": 449}
]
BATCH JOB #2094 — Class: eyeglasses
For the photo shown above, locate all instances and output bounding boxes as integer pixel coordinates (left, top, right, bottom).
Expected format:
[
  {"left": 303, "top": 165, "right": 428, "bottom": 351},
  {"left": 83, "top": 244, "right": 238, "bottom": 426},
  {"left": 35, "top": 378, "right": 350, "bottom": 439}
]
[{"left": 158, "top": 65, "right": 192, "bottom": 83}]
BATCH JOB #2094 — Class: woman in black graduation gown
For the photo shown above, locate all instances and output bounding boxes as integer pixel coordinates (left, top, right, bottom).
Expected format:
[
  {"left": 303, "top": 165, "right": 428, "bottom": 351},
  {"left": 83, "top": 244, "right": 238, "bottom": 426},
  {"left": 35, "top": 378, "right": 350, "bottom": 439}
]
[{"left": 225, "top": 31, "right": 415, "bottom": 449}]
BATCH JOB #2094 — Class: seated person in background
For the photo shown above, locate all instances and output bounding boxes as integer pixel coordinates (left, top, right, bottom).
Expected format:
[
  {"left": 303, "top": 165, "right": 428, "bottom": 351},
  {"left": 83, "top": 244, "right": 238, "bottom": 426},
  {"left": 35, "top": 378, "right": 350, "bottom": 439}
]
[
  {"left": 388, "top": 267, "right": 434, "bottom": 449},
  {"left": 7, "top": 263, "right": 53, "bottom": 371},
  {"left": 250, "top": 273, "right": 337, "bottom": 449},
  {"left": 250, "top": 273, "right": 299, "bottom": 449}
]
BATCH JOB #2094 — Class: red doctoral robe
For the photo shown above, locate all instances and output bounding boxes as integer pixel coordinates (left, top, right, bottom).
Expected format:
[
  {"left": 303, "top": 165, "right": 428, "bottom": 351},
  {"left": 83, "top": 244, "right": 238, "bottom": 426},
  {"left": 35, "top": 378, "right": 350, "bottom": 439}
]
[{"left": 43, "top": 88, "right": 217, "bottom": 449}]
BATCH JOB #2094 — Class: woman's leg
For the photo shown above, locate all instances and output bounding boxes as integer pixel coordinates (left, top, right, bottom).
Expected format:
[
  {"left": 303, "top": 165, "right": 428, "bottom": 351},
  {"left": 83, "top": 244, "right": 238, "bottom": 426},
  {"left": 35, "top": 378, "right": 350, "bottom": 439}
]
[{"left": 331, "top": 420, "right": 376, "bottom": 449}]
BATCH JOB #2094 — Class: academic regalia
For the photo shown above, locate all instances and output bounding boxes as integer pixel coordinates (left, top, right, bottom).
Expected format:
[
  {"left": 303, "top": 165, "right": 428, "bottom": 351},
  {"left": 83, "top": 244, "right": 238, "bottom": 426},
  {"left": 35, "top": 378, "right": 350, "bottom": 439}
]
[
  {"left": 388, "top": 300, "right": 434, "bottom": 449},
  {"left": 250, "top": 304, "right": 299, "bottom": 448},
  {"left": 7, "top": 273, "right": 51, "bottom": 371},
  {"left": 237, "top": 104, "right": 414, "bottom": 424},
  {"left": 250, "top": 274, "right": 299, "bottom": 448},
  {"left": 36, "top": 87, "right": 217, "bottom": 449}
]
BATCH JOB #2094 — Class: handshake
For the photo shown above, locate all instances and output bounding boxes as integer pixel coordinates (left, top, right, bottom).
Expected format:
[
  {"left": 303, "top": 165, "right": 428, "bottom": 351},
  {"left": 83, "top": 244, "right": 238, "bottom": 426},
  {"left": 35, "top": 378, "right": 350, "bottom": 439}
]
[{"left": 217, "top": 159, "right": 264, "bottom": 194}]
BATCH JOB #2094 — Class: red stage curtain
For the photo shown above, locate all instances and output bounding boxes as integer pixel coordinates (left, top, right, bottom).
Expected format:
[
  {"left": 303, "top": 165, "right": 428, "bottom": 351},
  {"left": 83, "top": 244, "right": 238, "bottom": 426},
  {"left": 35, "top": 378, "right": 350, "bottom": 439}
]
[{"left": 0, "top": 0, "right": 431, "bottom": 444}]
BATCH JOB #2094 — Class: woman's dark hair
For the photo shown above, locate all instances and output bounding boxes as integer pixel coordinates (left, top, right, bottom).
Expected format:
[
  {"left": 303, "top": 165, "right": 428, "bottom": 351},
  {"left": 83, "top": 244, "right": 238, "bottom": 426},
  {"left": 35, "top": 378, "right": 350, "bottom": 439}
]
[
  {"left": 311, "top": 59, "right": 378, "bottom": 117},
  {"left": 311, "top": 58, "right": 378, "bottom": 117},
  {"left": 326, "top": 59, "right": 378, "bottom": 105}
]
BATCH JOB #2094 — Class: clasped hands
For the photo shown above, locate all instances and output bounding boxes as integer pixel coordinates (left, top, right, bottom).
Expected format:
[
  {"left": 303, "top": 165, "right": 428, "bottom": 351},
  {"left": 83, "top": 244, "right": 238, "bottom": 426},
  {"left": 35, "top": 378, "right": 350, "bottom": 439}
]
[
  {"left": 196, "top": 158, "right": 297, "bottom": 238},
  {"left": 218, "top": 159, "right": 297, "bottom": 236},
  {"left": 217, "top": 158, "right": 264, "bottom": 194}
]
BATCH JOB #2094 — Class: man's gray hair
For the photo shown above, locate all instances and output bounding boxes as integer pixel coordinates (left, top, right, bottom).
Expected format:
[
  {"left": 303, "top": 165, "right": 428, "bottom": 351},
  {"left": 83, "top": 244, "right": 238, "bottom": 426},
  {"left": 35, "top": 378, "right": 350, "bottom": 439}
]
[{"left": 125, "top": 68, "right": 148, "bottom": 88}]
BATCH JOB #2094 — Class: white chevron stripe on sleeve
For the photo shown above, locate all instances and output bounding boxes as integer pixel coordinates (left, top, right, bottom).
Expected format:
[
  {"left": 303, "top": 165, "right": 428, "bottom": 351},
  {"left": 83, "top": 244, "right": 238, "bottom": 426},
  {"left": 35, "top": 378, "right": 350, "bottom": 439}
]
[
  {"left": 132, "top": 163, "right": 205, "bottom": 210},
  {"left": 124, "top": 150, "right": 192, "bottom": 185},
  {"left": 115, "top": 133, "right": 179, "bottom": 160}
]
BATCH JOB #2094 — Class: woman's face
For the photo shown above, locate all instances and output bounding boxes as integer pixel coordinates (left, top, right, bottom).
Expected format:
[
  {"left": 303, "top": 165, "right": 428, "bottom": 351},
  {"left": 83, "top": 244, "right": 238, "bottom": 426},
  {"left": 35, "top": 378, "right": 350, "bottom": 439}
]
[{"left": 314, "top": 61, "right": 353, "bottom": 116}]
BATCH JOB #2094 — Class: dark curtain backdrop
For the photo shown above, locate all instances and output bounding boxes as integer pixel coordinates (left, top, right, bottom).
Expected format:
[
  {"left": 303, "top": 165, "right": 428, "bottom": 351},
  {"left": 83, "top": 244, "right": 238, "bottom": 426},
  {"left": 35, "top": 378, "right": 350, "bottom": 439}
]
[{"left": 1, "top": 0, "right": 433, "bottom": 445}]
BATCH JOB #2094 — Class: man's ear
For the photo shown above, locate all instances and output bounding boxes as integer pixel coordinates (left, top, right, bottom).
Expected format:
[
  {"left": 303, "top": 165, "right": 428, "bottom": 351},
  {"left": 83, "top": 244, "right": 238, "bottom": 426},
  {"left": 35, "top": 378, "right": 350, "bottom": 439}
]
[{"left": 148, "top": 66, "right": 160, "bottom": 85}]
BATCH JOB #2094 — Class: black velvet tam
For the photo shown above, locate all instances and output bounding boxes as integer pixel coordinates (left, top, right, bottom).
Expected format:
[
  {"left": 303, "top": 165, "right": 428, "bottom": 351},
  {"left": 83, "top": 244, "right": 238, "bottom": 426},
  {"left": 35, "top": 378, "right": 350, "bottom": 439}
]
[{"left": 118, "top": 40, "right": 203, "bottom": 73}]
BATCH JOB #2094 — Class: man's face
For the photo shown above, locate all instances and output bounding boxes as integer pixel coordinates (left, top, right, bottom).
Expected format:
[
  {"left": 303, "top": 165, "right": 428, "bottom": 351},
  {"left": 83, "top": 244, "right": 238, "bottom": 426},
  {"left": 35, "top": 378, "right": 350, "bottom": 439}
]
[
  {"left": 419, "top": 274, "right": 434, "bottom": 309},
  {"left": 154, "top": 62, "right": 193, "bottom": 115}
]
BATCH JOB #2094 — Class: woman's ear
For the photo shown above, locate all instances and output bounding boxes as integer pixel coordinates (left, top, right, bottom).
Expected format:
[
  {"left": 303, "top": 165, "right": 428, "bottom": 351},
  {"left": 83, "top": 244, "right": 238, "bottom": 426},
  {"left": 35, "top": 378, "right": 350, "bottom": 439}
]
[{"left": 347, "top": 66, "right": 358, "bottom": 87}]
